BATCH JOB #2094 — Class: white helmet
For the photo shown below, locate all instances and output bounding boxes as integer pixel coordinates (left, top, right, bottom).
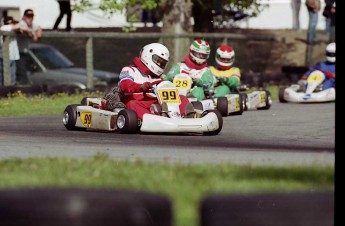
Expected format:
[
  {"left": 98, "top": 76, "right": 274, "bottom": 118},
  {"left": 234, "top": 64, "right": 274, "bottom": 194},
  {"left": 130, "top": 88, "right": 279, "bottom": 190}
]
[
  {"left": 140, "top": 43, "right": 170, "bottom": 76},
  {"left": 215, "top": 45, "right": 235, "bottom": 69},
  {"left": 326, "top": 42, "right": 335, "bottom": 63},
  {"left": 189, "top": 39, "right": 211, "bottom": 65}
]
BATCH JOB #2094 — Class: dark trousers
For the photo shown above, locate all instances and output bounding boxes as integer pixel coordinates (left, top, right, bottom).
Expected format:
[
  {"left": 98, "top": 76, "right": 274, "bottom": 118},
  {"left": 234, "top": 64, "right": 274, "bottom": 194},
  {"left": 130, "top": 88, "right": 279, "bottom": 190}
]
[{"left": 53, "top": 1, "right": 72, "bottom": 31}]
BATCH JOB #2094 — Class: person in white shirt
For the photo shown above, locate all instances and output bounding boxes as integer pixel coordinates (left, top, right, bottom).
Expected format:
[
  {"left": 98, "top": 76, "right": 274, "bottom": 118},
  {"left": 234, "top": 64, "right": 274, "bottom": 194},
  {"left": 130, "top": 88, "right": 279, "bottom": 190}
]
[
  {"left": 18, "top": 9, "right": 42, "bottom": 41},
  {"left": 0, "top": 16, "right": 30, "bottom": 85}
]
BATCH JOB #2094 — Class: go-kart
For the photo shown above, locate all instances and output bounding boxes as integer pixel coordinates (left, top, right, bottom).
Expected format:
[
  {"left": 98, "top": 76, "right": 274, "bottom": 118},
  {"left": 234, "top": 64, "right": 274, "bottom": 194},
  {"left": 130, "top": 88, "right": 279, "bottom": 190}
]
[
  {"left": 278, "top": 70, "right": 335, "bottom": 103},
  {"left": 62, "top": 80, "right": 223, "bottom": 135},
  {"left": 173, "top": 73, "right": 243, "bottom": 116},
  {"left": 240, "top": 87, "right": 272, "bottom": 111}
]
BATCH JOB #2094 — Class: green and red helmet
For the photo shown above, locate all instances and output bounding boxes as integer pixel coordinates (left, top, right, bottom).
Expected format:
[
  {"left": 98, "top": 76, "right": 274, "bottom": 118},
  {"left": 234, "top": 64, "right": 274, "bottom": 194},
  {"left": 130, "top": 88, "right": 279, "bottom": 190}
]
[{"left": 189, "top": 39, "right": 211, "bottom": 64}]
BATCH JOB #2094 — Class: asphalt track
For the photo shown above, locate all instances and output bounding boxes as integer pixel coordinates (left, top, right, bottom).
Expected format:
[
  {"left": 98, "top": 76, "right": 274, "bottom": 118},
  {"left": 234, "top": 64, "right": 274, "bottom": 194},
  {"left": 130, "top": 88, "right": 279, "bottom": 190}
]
[{"left": 0, "top": 101, "right": 335, "bottom": 166}]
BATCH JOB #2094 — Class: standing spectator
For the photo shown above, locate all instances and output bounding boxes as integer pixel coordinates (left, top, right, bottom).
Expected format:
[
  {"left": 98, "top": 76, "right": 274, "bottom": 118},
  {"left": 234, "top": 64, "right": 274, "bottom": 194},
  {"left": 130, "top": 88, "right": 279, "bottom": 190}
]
[
  {"left": 0, "top": 16, "right": 30, "bottom": 85},
  {"left": 53, "top": 0, "right": 72, "bottom": 31},
  {"left": 323, "top": 0, "right": 331, "bottom": 33},
  {"left": 305, "top": 0, "right": 321, "bottom": 44},
  {"left": 291, "top": 0, "right": 302, "bottom": 31},
  {"left": 323, "top": 0, "right": 335, "bottom": 43},
  {"left": 18, "top": 9, "right": 42, "bottom": 41}
]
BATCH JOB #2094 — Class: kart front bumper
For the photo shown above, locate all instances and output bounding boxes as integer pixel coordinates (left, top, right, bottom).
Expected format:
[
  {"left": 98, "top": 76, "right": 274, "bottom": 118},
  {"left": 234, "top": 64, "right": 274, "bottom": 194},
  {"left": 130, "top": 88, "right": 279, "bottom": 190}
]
[
  {"left": 283, "top": 87, "right": 335, "bottom": 103},
  {"left": 140, "top": 112, "right": 220, "bottom": 133}
]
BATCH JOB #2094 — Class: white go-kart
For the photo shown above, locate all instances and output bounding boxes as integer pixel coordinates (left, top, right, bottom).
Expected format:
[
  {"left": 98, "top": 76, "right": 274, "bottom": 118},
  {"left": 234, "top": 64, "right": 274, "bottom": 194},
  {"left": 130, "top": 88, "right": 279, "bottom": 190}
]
[
  {"left": 173, "top": 73, "right": 244, "bottom": 116},
  {"left": 173, "top": 73, "right": 272, "bottom": 115},
  {"left": 62, "top": 80, "right": 223, "bottom": 135},
  {"left": 241, "top": 88, "right": 272, "bottom": 111},
  {"left": 279, "top": 70, "right": 335, "bottom": 103}
]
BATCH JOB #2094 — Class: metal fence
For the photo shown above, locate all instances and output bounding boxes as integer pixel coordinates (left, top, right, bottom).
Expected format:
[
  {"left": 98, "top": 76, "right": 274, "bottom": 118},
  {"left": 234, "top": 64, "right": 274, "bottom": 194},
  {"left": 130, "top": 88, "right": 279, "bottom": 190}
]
[{"left": 1, "top": 31, "right": 278, "bottom": 88}]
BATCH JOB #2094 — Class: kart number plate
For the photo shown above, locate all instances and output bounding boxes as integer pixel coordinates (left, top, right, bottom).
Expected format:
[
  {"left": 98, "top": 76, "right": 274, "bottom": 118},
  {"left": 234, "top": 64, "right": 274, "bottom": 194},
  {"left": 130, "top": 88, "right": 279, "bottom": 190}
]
[
  {"left": 80, "top": 112, "right": 92, "bottom": 127},
  {"left": 235, "top": 97, "right": 240, "bottom": 110},
  {"left": 308, "top": 73, "right": 324, "bottom": 82},
  {"left": 260, "top": 93, "right": 266, "bottom": 104},
  {"left": 173, "top": 77, "right": 192, "bottom": 90},
  {"left": 158, "top": 88, "right": 181, "bottom": 104}
]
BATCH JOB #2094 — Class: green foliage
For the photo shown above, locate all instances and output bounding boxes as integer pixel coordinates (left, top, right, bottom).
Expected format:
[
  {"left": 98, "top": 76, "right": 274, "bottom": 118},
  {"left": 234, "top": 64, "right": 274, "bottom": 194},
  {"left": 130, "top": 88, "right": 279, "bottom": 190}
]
[
  {"left": 72, "top": 0, "right": 268, "bottom": 28},
  {"left": 0, "top": 156, "right": 334, "bottom": 226}
]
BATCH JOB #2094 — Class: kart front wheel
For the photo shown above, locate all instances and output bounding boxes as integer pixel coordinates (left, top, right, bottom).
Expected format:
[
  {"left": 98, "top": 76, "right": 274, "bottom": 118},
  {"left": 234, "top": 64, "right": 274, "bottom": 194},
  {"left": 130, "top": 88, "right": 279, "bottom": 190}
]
[
  {"left": 216, "top": 97, "right": 228, "bottom": 116},
  {"left": 241, "top": 93, "right": 248, "bottom": 111},
  {"left": 279, "top": 87, "right": 288, "bottom": 103},
  {"left": 116, "top": 109, "right": 138, "bottom": 134},
  {"left": 63, "top": 104, "right": 85, "bottom": 131},
  {"left": 202, "top": 110, "right": 223, "bottom": 136}
]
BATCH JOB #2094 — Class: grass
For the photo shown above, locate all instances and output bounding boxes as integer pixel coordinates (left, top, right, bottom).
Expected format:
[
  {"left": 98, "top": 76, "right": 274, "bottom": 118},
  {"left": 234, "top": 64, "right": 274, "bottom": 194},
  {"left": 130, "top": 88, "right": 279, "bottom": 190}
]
[
  {"left": 0, "top": 90, "right": 103, "bottom": 117},
  {"left": 0, "top": 154, "right": 334, "bottom": 226},
  {"left": 0, "top": 86, "right": 334, "bottom": 226}
]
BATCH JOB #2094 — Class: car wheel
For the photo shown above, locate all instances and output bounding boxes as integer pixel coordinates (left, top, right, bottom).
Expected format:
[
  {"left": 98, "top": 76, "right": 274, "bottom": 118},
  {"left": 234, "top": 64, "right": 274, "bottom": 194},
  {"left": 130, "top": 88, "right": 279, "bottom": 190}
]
[
  {"left": 257, "top": 90, "right": 272, "bottom": 110},
  {"left": 116, "top": 109, "right": 138, "bottom": 134},
  {"left": 279, "top": 87, "right": 288, "bottom": 103},
  {"left": 202, "top": 110, "right": 223, "bottom": 136},
  {"left": 216, "top": 97, "right": 228, "bottom": 116},
  {"left": 63, "top": 104, "right": 85, "bottom": 131}
]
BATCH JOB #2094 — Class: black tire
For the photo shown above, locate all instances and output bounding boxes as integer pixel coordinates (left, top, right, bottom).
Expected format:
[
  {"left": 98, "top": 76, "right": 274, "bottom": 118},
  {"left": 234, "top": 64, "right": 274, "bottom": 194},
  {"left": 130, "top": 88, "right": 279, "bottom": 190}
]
[
  {"left": 216, "top": 97, "right": 228, "bottom": 116},
  {"left": 229, "top": 94, "right": 244, "bottom": 116},
  {"left": 202, "top": 110, "right": 223, "bottom": 136},
  {"left": 279, "top": 87, "right": 288, "bottom": 103},
  {"left": 241, "top": 93, "right": 248, "bottom": 111},
  {"left": 0, "top": 188, "right": 172, "bottom": 226},
  {"left": 62, "top": 104, "right": 85, "bottom": 131},
  {"left": 191, "top": 101, "right": 204, "bottom": 111},
  {"left": 117, "top": 109, "right": 138, "bottom": 134},
  {"left": 257, "top": 90, "right": 272, "bottom": 110},
  {"left": 200, "top": 191, "right": 334, "bottom": 226},
  {"left": 81, "top": 97, "right": 99, "bottom": 105}
]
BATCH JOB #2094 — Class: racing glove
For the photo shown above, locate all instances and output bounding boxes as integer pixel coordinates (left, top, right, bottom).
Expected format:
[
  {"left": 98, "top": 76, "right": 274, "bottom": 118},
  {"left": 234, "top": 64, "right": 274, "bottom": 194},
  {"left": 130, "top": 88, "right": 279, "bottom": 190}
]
[{"left": 141, "top": 82, "right": 152, "bottom": 92}]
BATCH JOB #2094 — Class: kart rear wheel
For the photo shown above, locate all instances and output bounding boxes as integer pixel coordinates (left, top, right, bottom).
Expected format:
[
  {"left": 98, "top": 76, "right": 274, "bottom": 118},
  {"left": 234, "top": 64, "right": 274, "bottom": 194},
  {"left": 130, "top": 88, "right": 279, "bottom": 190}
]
[
  {"left": 216, "top": 97, "right": 228, "bottom": 116},
  {"left": 81, "top": 97, "right": 99, "bottom": 105},
  {"left": 257, "top": 90, "right": 272, "bottom": 110},
  {"left": 202, "top": 110, "right": 223, "bottom": 136},
  {"left": 279, "top": 87, "right": 288, "bottom": 103},
  {"left": 116, "top": 109, "right": 138, "bottom": 134},
  {"left": 63, "top": 104, "right": 85, "bottom": 131}
]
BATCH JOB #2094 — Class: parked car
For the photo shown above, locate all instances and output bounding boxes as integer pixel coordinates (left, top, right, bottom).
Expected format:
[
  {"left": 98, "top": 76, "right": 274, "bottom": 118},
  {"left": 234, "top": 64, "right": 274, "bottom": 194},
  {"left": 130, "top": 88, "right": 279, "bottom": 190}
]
[{"left": 16, "top": 43, "right": 119, "bottom": 89}]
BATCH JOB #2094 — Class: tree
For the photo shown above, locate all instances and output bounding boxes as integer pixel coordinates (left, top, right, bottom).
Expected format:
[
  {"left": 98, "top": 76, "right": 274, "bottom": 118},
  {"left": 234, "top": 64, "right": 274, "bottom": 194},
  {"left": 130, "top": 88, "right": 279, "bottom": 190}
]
[
  {"left": 72, "top": 0, "right": 266, "bottom": 33},
  {"left": 72, "top": 0, "right": 267, "bottom": 62}
]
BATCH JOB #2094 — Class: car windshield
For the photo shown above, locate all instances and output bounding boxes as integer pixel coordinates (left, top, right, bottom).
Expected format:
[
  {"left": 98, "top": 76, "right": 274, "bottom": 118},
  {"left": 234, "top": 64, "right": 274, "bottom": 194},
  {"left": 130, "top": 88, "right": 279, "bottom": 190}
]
[{"left": 31, "top": 46, "right": 75, "bottom": 69}]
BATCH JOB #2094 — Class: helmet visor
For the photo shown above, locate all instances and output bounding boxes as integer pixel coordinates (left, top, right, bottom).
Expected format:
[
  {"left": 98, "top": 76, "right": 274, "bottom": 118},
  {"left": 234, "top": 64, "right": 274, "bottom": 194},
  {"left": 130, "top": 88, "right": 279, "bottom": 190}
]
[
  {"left": 326, "top": 51, "right": 335, "bottom": 57},
  {"left": 152, "top": 54, "right": 168, "bottom": 69},
  {"left": 216, "top": 54, "right": 234, "bottom": 64},
  {"left": 191, "top": 50, "right": 209, "bottom": 60}
]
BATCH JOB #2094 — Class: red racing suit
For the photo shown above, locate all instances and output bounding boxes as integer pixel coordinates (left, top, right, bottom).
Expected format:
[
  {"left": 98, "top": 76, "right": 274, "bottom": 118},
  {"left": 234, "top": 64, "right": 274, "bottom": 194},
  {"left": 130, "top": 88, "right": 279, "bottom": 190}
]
[{"left": 118, "top": 57, "right": 189, "bottom": 120}]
